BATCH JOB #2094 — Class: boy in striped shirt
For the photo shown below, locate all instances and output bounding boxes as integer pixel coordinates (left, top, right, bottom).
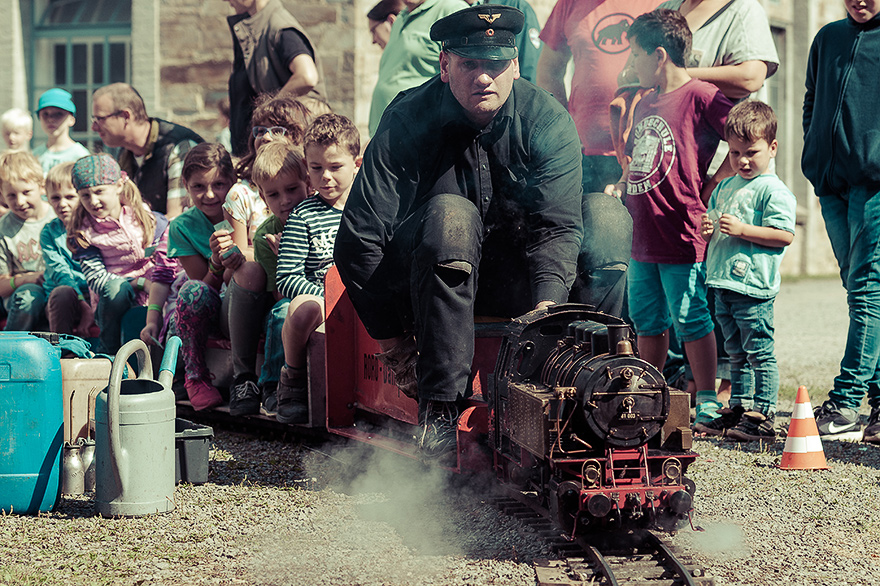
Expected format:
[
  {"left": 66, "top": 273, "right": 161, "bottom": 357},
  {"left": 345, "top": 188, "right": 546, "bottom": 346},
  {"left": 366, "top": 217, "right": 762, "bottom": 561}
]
[{"left": 274, "top": 114, "right": 361, "bottom": 423}]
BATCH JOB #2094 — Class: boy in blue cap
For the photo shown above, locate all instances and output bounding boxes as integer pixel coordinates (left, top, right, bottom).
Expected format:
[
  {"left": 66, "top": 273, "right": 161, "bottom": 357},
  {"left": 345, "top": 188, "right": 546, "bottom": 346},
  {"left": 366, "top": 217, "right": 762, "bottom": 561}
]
[{"left": 33, "top": 88, "right": 90, "bottom": 175}]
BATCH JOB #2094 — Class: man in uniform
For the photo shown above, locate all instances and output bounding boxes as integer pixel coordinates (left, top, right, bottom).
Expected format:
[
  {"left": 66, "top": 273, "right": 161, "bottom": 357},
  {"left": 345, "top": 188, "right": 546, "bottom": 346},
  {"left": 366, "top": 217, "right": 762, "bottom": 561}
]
[
  {"left": 334, "top": 5, "right": 584, "bottom": 459},
  {"left": 91, "top": 83, "right": 203, "bottom": 218}
]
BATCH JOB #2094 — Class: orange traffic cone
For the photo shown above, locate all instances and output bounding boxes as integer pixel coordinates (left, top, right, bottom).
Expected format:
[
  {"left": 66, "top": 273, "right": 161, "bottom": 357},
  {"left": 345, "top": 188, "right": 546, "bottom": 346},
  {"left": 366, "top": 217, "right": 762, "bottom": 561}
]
[{"left": 779, "top": 386, "right": 829, "bottom": 470}]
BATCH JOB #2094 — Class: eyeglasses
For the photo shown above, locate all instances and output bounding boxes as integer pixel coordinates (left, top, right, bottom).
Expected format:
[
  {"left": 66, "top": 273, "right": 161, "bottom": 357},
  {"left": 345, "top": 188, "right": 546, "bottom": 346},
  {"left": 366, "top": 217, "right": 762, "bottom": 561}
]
[
  {"left": 252, "top": 126, "right": 288, "bottom": 139},
  {"left": 91, "top": 110, "right": 124, "bottom": 125}
]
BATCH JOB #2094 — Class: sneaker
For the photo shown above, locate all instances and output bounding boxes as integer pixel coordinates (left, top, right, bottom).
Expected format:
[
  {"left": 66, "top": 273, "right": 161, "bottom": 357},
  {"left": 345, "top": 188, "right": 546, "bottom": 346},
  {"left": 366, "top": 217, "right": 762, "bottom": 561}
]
[
  {"left": 276, "top": 367, "right": 308, "bottom": 425},
  {"left": 418, "top": 401, "right": 460, "bottom": 460},
  {"left": 184, "top": 378, "right": 223, "bottom": 411},
  {"left": 377, "top": 335, "right": 418, "bottom": 399},
  {"left": 229, "top": 379, "right": 261, "bottom": 417},
  {"left": 813, "top": 400, "right": 861, "bottom": 438},
  {"left": 261, "top": 381, "right": 278, "bottom": 414},
  {"left": 727, "top": 411, "right": 776, "bottom": 442},
  {"left": 694, "top": 405, "right": 745, "bottom": 436},
  {"left": 693, "top": 399, "right": 723, "bottom": 427},
  {"left": 863, "top": 407, "right": 880, "bottom": 444}
]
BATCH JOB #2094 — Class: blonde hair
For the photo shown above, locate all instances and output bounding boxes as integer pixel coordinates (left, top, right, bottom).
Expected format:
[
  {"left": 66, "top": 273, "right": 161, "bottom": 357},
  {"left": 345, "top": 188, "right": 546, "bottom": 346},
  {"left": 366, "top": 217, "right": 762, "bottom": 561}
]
[
  {"left": 45, "top": 162, "right": 76, "bottom": 195},
  {"left": 0, "top": 151, "right": 44, "bottom": 188},
  {"left": 67, "top": 178, "right": 156, "bottom": 251},
  {"left": 251, "top": 141, "right": 307, "bottom": 193},
  {"left": 0, "top": 108, "right": 34, "bottom": 133}
]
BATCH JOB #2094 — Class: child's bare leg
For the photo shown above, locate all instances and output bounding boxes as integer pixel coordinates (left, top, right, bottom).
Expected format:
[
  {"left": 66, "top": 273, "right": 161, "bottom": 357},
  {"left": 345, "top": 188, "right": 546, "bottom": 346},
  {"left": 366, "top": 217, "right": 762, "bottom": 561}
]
[
  {"left": 637, "top": 330, "right": 670, "bottom": 372},
  {"left": 281, "top": 295, "right": 325, "bottom": 369},
  {"left": 685, "top": 331, "right": 720, "bottom": 424}
]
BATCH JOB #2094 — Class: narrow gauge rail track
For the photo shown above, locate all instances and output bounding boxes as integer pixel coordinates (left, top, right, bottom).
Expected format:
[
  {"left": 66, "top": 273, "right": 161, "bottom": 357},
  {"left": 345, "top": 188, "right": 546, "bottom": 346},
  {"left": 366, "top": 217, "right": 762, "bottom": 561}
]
[{"left": 490, "top": 492, "right": 715, "bottom": 586}]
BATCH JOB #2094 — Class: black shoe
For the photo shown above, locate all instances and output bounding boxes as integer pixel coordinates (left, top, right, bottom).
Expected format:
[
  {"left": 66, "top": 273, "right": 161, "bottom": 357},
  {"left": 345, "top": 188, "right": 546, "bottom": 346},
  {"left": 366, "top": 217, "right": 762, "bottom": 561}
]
[
  {"left": 813, "top": 400, "right": 861, "bottom": 438},
  {"left": 727, "top": 411, "right": 776, "bottom": 442},
  {"left": 276, "top": 367, "right": 308, "bottom": 424},
  {"left": 261, "top": 381, "right": 278, "bottom": 414},
  {"left": 418, "top": 401, "right": 460, "bottom": 460},
  {"left": 864, "top": 407, "right": 880, "bottom": 444},
  {"left": 693, "top": 405, "right": 745, "bottom": 436},
  {"left": 377, "top": 335, "right": 419, "bottom": 399},
  {"left": 229, "top": 379, "right": 261, "bottom": 416}
]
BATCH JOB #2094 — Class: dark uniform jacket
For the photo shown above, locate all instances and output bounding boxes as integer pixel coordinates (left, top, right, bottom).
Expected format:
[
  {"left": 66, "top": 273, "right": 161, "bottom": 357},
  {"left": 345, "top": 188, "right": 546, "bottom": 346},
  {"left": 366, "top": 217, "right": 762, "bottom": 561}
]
[
  {"left": 335, "top": 75, "right": 583, "bottom": 336},
  {"left": 117, "top": 119, "right": 203, "bottom": 215}
]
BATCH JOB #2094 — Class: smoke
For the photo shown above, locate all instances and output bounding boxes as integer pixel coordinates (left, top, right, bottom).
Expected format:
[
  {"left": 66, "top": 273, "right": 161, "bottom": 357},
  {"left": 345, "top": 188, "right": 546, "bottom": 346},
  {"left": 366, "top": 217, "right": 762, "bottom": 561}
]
[{"left": 687, "top": 522, "right": 752, "bottom": 559}]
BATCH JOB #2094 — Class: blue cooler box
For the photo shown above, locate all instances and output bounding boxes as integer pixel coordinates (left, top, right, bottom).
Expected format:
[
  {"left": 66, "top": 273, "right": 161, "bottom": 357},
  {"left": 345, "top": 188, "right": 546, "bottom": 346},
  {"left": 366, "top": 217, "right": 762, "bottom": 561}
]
[{"left": 0, "top": 332, "right": 63, "bottom": 514}]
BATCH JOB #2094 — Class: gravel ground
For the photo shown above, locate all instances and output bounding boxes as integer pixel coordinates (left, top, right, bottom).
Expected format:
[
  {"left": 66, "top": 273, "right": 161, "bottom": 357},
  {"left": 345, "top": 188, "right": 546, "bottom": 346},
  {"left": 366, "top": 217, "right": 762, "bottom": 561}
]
[{"left": 3, "top": 276, "right": 879, "bottom": 586}]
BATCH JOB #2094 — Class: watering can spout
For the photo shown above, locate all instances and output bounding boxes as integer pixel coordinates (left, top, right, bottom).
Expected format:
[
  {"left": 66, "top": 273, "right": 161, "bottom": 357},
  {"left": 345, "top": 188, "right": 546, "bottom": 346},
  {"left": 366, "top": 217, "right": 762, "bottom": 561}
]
[{"left": 158, "top": 336, "right": 181, "bottom": 390}]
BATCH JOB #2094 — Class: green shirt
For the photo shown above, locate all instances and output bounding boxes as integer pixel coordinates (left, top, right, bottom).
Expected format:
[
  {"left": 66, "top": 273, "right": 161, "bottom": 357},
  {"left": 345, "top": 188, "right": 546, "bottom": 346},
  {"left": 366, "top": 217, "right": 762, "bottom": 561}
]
[
  {"left": 368, "top": 0, "right": 469, "bottom": 136},
  {"left": 168, "top": 206, "right": 214, "bottom": 261},
  {"left": 254, "top": 214, "right": 284, "bottom": 293}
]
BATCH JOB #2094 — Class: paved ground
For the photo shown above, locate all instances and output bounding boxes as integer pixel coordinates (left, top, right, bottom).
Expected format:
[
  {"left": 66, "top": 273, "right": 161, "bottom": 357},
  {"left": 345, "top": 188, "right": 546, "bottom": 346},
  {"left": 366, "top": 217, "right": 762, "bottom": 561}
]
[{"left": 773, "top": 275, "right": 849, "bottom": 404}]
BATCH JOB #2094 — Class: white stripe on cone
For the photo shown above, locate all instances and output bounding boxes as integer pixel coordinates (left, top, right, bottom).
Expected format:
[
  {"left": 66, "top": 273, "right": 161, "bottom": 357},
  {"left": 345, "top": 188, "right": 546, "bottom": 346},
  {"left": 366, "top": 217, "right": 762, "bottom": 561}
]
[
  {"left": 783, "top": 435, "right": 824, "bottom": 454},
  {"left": 792, "top": 401, "right": 814, "bottom": 419}
]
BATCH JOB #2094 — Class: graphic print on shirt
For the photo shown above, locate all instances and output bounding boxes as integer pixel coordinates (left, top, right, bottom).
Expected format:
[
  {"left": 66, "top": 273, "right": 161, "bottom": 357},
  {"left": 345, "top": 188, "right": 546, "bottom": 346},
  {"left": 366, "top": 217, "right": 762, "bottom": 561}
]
[
  {"left": 627, "top": 115, "right": 676, "bottom": 196},
  {"left": 311, "top": 226, "right": 338, "bottom": 279},
  {"left": 592, "top": 13, "right": 636, "bottom": 54}
]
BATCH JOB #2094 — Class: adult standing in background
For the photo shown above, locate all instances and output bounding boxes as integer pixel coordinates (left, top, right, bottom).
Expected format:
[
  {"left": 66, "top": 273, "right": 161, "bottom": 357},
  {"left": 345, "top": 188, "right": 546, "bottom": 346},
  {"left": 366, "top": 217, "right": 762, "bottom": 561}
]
[
  {"left": 368, "top": 0, "right": 405, "bottom": 50},
  {"left": 225, "top": 0, "right": 326, "bottom": 156},
  {"left": 91, "top": 83, "right": 203, "bottom": 219},
  {"left": 368, "top": 0, "right": 469, "bottom": 136},
  {"left": 538, "top": 0, "right": 663, "bottom": 194}
]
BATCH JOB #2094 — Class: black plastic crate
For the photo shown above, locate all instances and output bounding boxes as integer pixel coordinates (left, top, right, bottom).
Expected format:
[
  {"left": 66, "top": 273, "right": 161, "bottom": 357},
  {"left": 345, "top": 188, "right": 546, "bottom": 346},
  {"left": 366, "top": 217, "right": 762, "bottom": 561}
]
[{"left": 175, "top": 418, "right": 213, "bottom": 485}]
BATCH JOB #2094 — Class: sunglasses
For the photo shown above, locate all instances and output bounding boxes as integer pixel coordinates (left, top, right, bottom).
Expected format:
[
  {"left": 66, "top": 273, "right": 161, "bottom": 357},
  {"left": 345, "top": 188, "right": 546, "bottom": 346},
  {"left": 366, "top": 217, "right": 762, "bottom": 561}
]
[{"left": 252, "top": 126, "right": 288, "bottom": 139}]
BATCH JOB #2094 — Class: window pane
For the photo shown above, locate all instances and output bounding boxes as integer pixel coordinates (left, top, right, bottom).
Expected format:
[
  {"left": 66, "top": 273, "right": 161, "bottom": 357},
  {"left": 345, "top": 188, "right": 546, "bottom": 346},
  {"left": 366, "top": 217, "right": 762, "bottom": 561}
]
[
  {"left": 54, "top": 44, "right": 66, "bottom": 85},
  {"left": 72, "top": 90, "right": 88, "bottom": 133},
  {"left": 72, "top": 44, "right": 87, "bottom": 85},
  {"left": 93, "top": 43, "right": 104, "bottom": 85},
  {"left": 109, "top": 43, "right": 126, "bottom": 83}
]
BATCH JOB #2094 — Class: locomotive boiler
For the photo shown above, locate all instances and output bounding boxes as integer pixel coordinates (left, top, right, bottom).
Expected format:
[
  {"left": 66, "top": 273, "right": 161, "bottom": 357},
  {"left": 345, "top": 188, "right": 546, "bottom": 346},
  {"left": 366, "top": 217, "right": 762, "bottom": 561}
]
[{"left": 488, "top": 305, "right": 697, "bottom": 533}]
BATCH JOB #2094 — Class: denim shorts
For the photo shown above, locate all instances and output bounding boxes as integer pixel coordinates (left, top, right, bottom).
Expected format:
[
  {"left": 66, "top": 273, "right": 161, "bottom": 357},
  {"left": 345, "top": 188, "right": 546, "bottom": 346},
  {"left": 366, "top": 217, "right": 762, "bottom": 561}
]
[{"left": 627, "top": 260, "right": 714, "bottom": 342}]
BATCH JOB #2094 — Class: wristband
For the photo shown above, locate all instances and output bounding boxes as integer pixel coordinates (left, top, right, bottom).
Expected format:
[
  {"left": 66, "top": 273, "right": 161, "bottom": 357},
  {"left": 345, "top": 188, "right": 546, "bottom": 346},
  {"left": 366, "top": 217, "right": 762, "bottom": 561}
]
[
  {"left": 208, "top": 259, "right": 225, "bottom": 276},
  {"left": 147, "top": 303, "right": 162, "bottom": 313},
  {"left": 9, "top": 276, "right": 15, "bottom": 290},
  {"left": 136, "top": 276, "right": 146, "bottom": 290}
]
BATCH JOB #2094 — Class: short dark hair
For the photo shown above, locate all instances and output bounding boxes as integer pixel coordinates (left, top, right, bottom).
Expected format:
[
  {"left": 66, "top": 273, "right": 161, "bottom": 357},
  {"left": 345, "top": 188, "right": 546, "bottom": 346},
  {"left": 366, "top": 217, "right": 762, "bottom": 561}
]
[
  {"left": 725, "top": 100, "right": 777, "bottom": 144},
  {"left": 367, "top": 0, "right": 404, "bottom": 22},
  {"left": 304, "top": 113, "right": 361, "bottom": 159},
  {"left": 627, "top": 9, "right": 691, "bottom": 69}
]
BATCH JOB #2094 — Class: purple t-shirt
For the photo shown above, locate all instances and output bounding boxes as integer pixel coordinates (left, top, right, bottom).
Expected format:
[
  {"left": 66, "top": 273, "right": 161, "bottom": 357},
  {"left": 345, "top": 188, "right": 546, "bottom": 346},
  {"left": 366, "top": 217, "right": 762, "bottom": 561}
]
[{"left": 625, "top": 79, "right": 733, "bottom": 263}]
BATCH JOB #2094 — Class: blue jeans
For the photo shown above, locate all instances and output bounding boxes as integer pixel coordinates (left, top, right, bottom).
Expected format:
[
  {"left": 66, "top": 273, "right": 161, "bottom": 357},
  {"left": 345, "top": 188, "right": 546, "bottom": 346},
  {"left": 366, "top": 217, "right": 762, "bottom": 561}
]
[
  {"left": 713, "top": 289, "right": 778, "bottom": 415},
  {"left": 820, "top": 187, "right": 880, "bottom": 410},
  {"left": 259, "top": 298, "right": 289, "bottom": 387}
]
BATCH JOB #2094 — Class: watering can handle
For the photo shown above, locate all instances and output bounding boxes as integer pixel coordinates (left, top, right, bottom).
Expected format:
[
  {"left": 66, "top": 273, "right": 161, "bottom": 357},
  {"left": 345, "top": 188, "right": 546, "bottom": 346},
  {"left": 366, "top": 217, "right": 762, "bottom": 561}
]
[
  {"left": 158, "top": 336, "right": 181, "bottom": 390},
  {"left": 107, "top": 339, "right": 153, "bottom": 493}
]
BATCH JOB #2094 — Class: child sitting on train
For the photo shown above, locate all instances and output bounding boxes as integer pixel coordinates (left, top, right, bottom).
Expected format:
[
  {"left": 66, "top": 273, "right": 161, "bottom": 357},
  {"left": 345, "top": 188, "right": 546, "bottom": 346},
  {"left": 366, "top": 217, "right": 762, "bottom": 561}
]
[
  {"left": 220, "top": 96, "right": 311, "bottom": 416},
  {"left": 0, "top": 151, "right": 52, "bottom": 330},
  {"left": 274, "top": 113, "right": 361, "bottom": 424},
  {"left": 67, "top": 154, "right": 178, "bottom": 354},
  {"left": 39, "top": 162, "right": 94, "bottom": 336},
  {"left": 605, "top": 9, "right": 734, "bottom": 430},
  {"left": 166, "top": 143, "right": 237, "bottom": 411},
  {"left": 248, "top": 140, "right": 311, "bottom": 422},
  {"left": 696, "top": 100, "right": 796, "bottom": 441}
]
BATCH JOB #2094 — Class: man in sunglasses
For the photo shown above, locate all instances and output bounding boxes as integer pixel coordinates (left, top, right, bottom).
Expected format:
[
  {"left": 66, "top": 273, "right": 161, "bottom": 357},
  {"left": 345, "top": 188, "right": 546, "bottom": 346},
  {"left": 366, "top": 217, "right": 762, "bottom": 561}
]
[
  {"left": 91, "top": 83, "right": 204, "bottom": 219},
  {"left": 335, "top": 5, "right": 583, "bottom": 460}
]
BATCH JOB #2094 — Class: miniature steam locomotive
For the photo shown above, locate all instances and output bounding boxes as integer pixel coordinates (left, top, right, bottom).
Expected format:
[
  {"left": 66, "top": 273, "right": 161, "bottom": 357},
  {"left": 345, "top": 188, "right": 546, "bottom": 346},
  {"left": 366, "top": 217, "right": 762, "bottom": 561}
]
[{"left": 189, "top": 269, "right": 698, "bottom": 533}]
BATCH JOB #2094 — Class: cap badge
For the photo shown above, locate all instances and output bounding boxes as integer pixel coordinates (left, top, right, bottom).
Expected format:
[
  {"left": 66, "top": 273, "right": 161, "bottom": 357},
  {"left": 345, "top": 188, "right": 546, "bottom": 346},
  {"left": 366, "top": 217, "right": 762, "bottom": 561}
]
[
  {"left": 486, "top": 29, "right": 494, "bottom": 36},
  {"left": 478, "top": 13, "right": 501, "bottom": 24}
]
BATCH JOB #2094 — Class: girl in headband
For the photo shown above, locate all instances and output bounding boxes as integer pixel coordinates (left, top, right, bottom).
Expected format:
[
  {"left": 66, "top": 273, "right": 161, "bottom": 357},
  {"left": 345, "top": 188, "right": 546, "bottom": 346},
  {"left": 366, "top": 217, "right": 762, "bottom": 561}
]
[{"left": 67, "top": 153, "right": 178, "bottom": 354}]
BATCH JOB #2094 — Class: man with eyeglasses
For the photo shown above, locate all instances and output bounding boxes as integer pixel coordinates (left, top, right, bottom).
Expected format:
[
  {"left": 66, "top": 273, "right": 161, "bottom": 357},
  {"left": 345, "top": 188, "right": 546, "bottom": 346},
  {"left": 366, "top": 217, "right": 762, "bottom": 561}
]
[
  {"left": 225, "top": 0, "right": 327, "bottom": 157},
  {"left": 91, "top": 83, "right": 203, "bottom": 218}
]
